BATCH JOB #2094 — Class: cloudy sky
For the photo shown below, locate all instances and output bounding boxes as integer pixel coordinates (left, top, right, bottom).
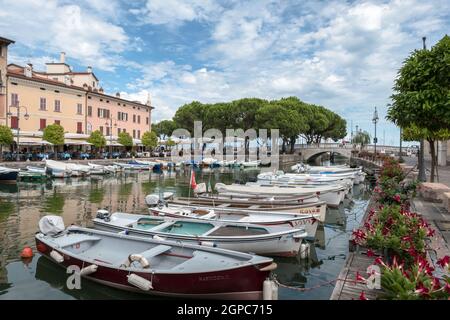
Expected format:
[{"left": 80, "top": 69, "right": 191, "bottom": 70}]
[{"left": 1, "top": 0, "right": 449, "bottom": 145}]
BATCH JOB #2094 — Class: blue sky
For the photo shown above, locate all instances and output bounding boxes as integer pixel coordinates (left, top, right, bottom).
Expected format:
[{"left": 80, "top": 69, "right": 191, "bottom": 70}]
[{"left": 1, "top": 0, "right": 449, "bottom": 145}]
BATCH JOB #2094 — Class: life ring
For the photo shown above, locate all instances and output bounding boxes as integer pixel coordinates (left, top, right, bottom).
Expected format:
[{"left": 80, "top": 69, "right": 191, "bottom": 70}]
[{"left": 123, "top": 254, "right": 150, "bottom": 268}]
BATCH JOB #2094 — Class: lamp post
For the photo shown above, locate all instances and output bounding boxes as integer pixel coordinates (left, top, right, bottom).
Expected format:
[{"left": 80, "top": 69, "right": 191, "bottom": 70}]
[
  {"left": 372, "top": 107, "right": 379, "bottom": 156},
  {"left": 105, "top": 117, "right": 117, "bottom": 159},
  {"left": 418, "top": 36, "right": 427, "bottom": 182},
  {"left": 399, "top": 127, "right": 403, "bottom": 162},
  {"left": 7, "top": 104, "right": 29, "bottom": 161}
]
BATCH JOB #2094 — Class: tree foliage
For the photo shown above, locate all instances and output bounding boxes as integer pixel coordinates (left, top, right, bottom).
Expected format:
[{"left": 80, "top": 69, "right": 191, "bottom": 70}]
[
  {"left": 43, "top": 124, "right": 65, "bottom": 145},
  {"left": 387, "top": 35, "right": 450, "bottom": 181},
  {"left": 118, "top": 131, "right": 133, "bottom": 149},
  {"left": 153, "top": 120, "right": 176, "bottom": 139},
  {"left": 141, "top": 131, "right": 158, "bottom": 150},
  {"left": 352, "top": 131, "right": 371, "bottom": 149},
  {"left": 170, "top": 96, "right": 346, "bottom": 154},
  {"left": 87, "top": 130, "right": 106, "bottom": 149},
  {"left": 0, "top": 125, "right": 14, "bottom": 160}
]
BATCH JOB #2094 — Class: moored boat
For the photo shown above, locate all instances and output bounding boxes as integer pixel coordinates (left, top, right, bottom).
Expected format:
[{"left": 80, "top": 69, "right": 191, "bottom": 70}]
[
  {"left": 0, "top": 166, "right": 19, "bottom": 182},
  {"left": 36, "top": 215, "right": 276, "bottom": 299},
  {"left": 94, "top": 211, "right": 307, "bottom": 256}
]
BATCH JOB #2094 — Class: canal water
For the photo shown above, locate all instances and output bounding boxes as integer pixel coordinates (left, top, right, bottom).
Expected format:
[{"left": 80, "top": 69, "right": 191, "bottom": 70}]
[{"left": 0, "top": 162, "right": 371, "bottom": 300}]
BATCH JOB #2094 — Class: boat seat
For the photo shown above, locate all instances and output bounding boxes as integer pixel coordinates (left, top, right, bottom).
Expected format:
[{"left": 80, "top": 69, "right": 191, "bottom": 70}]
[
  {"left": 58, "top": 234, "right": 102, "bottom": 248},
  {"left": 139, "top": 245, "right": 172, "bottom": 259}
]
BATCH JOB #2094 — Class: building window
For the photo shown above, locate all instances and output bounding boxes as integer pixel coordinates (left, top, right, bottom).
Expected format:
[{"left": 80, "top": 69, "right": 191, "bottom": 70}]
[
  {"left": 137, "top": 115, "right": 141, "bottom": 124},
  {"left": 11, "top": 93, "right": 19, "bottom": 106},
  {"left": 138, "top": 130, "right": 141, "bottom": 139},
  {"left": 133, "top": 114, "right": 136, "bottom": 123},
  {"left": 10, "top": 116, "right": 18, "bottom": 129},
  {"left": 98, "top": 108, "right": 110, "bottom": 119},
  {"left": 77, "top": 122, "right": 83, "bottom": 134},
  {"left": 146, "top": 117, "right": 149, "bottom": 125},
  {"left": 54, "top": 120, "right": 60, "bottom": 125},
  {"left": 133, "top": 130, "right": 136, "bottom": 138},
  {"left": 106, "top": 126, "right": 110, "bottom": 136},
  {"left": 54, "top": 100, "right": 61, "bottom": 112},
  {"left": 88, "top": 106, "right": 92, "bottom": 117},
  {"left": 99, "top": 126, "right": 103, "bottom": 134},
  {"left": 77, "top": 103, "right": 82, "bottom": 115},
  {"left": 39, "top": 119, "right": 46, "bottom": 131},
  {"left": 40, "top": 97, "right": 46, "bottom": 110},
  {"left": 118, "top": 128, "right": 121, "bottom": 134}
]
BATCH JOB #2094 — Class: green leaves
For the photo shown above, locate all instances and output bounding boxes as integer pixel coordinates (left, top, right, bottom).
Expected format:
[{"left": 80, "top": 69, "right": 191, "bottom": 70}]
[
  {"left": 43, "top": 124, "right": 65, "bottom": 145},
  {"left": 141, "top": 131, "right": 158, "bottom": 150},
  {"left": 0, "top": 125, "right": 14, "bottom": 146},
  {"left": 87, "top": 130, "right": 106, "bottom": 148},
  {"left": 118, "top": 131, "right": 133, "bottom": 148}
]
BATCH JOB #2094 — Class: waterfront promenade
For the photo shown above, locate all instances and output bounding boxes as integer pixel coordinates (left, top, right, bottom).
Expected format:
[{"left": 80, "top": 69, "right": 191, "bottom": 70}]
[{"left": 331, "top": 156, "right": 450, "bottom": 300}]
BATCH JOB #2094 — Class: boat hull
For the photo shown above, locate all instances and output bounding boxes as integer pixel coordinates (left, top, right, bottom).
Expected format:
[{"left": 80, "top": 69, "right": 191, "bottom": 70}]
[
  {"left": 0, "top": 170, "right": 18, "bottom": 182},
  {"left": 35, "top": 238, "right": 270, "bottom": 299},
  {"left": 94, "top": 220, "right": 302, "bottom": 257}
]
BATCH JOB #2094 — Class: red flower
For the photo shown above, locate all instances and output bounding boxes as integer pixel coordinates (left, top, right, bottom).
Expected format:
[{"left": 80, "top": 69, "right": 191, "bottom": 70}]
[
  {"left": 366, "top": 249, "right": 375, "bottom": 257},
  {"left": 427, "top": 228, "right": 435, "bottom": 237},
  {"left": 444, "top": 283, "right": 450, "bottom": 294},
  {"left": 401, "top": 236, "right": 412, "bottom": 242},
  {"left": 374, "top": 257, "right": 385, "bottom": 266},
  {"left": 359, "top": 291, "right": 368, "bottom": 300},
  {"left": 355, "top": 271, "right": 366, "bottom": 282},
  {"left": 437, "top": 256, "right": 450, "bottom": 268},
  {"left": 432, "top": 277, "right": 441, "bottom": 290},
  {"left": 415, "top": 283, "right": 429, "bottom": 296},
  {"left": 393, "top": 194, "right": 401, "bottom": 203}
]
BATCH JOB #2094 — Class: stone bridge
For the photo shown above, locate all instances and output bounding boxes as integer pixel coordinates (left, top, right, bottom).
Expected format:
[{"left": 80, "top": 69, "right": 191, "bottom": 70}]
[{"left": 295, "top": 143, "right": 402, "bottom": 162}]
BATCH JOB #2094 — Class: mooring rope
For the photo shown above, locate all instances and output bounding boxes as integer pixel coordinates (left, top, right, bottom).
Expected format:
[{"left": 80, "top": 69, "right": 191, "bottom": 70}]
[{"left": 273, "top": 276, "right": 362, "bottom": 292}]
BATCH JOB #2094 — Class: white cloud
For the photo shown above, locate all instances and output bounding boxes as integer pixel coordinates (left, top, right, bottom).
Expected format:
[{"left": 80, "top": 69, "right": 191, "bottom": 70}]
[
  {"left": 0, "top": 0, "right": 128, "bottom": 71},
  {"left": 131, "top": 0, "right": 223, "bottom": 26}
]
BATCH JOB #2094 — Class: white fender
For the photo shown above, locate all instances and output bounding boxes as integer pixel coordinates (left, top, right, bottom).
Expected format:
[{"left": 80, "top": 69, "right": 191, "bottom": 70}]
[
  {"left": 153, "top": 235, "right": 166, "bottom": 241},
  {"left": 80, "top": 264, "right": 98, "bottom": 276},
  {"left": 50, "top": 250, "right": 64, "bottom": 263},
  {"left": 263, "top": 278, "right": 273, "bottom": 300},
  {"left": 127, "top": 273, "right": 153, "bottom": 291},
  {"left": 200, "top": 241, "right": 216, "bottom": 247}
]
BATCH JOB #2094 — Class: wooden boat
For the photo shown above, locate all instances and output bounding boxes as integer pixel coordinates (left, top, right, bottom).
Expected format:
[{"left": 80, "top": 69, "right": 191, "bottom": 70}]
[
  {"left": 26, "top": 166, "right": 46, "bottom": 174},
  {"left": 161, "top": 197, "right": 327, "bottom": 222},
  {"left": 36, "top": 216, "right": 276, "bottom": 299},
  {"left": 196, "top": 192, "right": 320, "bottom": 204},
  {"left": 19, "top": 170, "right": 47, "bottom": 182},
  {"left": 88, "top": 163, "right": 107, "bottom": 175},
  {"left": 215, "top": 183, "right": 348, "bottom": 207},
  {"left": 147, "top": 204, "right": 320, "bottom": 239},
  {"left": 0, "top": 166, "right": 19, "bottom": 182},
  {"left": 257, "top": 172, "right": 354, "bottom": 187},
  {"left": 94, "top": 211, "right": 307, "bottom": 256}
]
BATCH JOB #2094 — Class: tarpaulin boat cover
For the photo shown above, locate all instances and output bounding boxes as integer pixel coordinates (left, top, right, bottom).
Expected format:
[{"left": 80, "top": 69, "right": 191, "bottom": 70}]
[{"left": 39, "top": 215, "right": 65, "bottom": 236}]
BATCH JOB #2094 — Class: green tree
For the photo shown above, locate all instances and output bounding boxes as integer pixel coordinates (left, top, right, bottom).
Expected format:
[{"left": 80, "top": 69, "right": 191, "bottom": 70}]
[
  {"left": 87, "top": 130, "right": 106, "bottom": 156},
  {"left": 352, "top": 131, "right": 371, "bottom": 150},
  {"left": 173, "top": 101, "right": 206, "bottom": 134},
  {"left": 153, "top": 120, "right": 176, "bottom": 139},
  {"left": 43, "top": 124, "right": 65, "bottom": 159},
  {"left": 118, "top": 131, "right": 133, "bottom": 151},
  {"left": 402, "top": 124, "right": 450, "bottom": 180},
  {"left": 142, "top": 131, "right": 158, "bottom": 151},
  {"left": 387, "top": 35, "right": 450, "bottom": 181},
  {"left": 0, "top": 125, "right": 14, "bottom": 161}
]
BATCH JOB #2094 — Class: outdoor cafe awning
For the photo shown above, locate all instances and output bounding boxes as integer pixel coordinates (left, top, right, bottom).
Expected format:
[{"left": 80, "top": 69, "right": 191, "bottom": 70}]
[
  {"left": 106, "top": 141, "right": 123, "bottom": 146},
  {"left": 17, "top": 137, "right": 53, "bottom": 146},
  {"left": 64, "top": 139, "right": 92, "bottom": 146}
]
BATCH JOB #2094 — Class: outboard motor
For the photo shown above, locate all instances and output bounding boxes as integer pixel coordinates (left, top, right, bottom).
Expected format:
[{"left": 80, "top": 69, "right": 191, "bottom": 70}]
[
  {"left": 96, "top": 209, "right": 111, "bottom": 222},
  {"left": 38, "top": 215, "right": 65, "bottom": 236},
  {"left": 145, "top": 194, "right": 160, "bottom": 208}
]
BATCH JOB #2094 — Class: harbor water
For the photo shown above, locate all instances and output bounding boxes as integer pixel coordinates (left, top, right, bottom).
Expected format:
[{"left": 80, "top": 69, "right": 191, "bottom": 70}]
[{"left": 0, "top": 162, "right": 371, "bottom": 299}]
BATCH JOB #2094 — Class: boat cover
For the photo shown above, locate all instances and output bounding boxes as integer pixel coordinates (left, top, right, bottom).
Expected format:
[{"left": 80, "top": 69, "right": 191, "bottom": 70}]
[{"left": 39, "top": 215, "right": 65, "bottom": 236}]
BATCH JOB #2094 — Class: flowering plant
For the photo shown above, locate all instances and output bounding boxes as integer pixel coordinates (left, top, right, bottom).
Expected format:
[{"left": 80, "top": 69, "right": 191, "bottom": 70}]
[{"left": 378, "top": 256, "right": 450, "bottom": 300}]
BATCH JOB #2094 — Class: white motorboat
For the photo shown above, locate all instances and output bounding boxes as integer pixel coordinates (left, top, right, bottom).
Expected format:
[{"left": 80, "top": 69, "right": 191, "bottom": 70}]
[
  {"left": 215, "top": 182, "right": 348, "bottom": 207},
  {"left": 257, "top": 171, "right": 354, "bottom": 187},
  {"left": 88, "top": 163, "right": 106, "bottom": 175},
  {"left": 94, "top": 211, "right": 307, "bottom": 257},
  {"left": 45, "top": 160, "right": 72, "bottom": 178},
  {"left": 240, "top": 160, "right": 261, "bottom": 167},
  {"left": 26, "top": 166, "right": 46, "bottom": 174},
  {"left": 149, "top": 204, "right": 321, "bottom": 239}
]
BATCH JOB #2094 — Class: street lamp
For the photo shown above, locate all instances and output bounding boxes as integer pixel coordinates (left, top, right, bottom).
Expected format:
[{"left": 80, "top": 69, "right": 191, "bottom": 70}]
[
  {"left": 372, "top": 107, "right": 379, "bottom": 155},
  {"left": 105, "top": 117, "right": 117, "bottom": 159},
  {"left": 417, "top": 36, "right": 427, "bottom": 182},
  {"left": 399, "top": 127, "right": 403, "bottom": 162},
  {"left": 7, "top": 104, "right": 29, "bottom": 161}
]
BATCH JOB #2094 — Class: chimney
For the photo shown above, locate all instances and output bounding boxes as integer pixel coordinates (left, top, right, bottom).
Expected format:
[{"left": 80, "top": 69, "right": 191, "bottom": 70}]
[
  {"left": 146, "top": 92, "right": 152, "bottom": 106},
  {"left": 115, "top": 92, "right": 120, "bottom": 98},
  {"left": 24, "top": 63, "right": 33, "bottom": 78},
  {"left": 87, "top": 66, "right": 92, "bottom": 73},
  {"left": 60, "top": 52, "right": 66, "bottom": 64},
  {"left": 99, "top": 87, "right": 104, "bottom": 93}
]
